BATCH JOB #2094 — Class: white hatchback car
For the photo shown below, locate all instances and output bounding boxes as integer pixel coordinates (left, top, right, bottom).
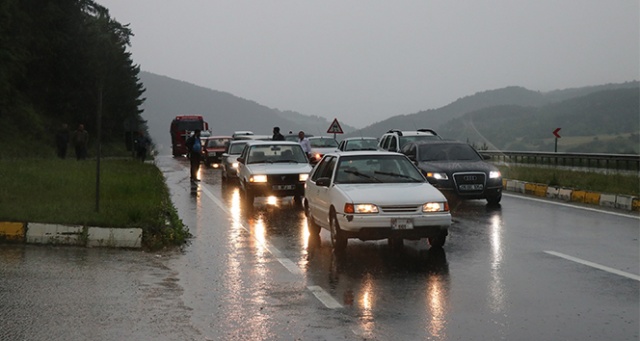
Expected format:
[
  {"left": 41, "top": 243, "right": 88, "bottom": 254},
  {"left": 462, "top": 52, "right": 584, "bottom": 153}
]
[
  {"left": 304, "top": 151, "right": 451, "bottom": 252},
  {"left": 237, "top": 141, "right": 313, "bottom": 205}
]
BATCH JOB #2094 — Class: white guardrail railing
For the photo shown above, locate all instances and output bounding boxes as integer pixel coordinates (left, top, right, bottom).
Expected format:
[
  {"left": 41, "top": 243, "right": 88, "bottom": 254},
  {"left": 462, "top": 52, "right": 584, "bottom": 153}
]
[{"left": 482, "top": 151, "right": 640, "bottom": 173}]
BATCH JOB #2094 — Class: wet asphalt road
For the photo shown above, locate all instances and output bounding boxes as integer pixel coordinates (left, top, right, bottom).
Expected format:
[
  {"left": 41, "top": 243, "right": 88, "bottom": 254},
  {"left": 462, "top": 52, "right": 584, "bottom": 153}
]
[{"left": 1, "top": 155, "right": 638, "bottom": 341}]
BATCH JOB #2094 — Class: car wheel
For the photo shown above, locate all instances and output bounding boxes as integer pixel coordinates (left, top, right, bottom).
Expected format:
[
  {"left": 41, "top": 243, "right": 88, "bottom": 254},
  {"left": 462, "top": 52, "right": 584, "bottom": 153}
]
[
  {"left": 293, "top": 195, "right": 303, "bottom": 206},
  {"left": 221, "top": 168, "right": 227, "bottom": 181},
  {"left": 330, "top": 210, "right": 347, "bottom": 253},
  {"left": 428, "top": 233, "right": 447, "bottom": 248},
  {"left": 487, "top": 193, "right": 502, "bottom": 206},
  {"left": 304, "top": 202, "right": 321, "bottom": 236}
]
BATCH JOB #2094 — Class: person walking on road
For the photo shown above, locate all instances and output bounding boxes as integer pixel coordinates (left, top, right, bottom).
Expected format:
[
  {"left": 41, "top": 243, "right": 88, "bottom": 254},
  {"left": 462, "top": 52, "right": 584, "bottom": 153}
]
[
  {"left": 55, "top": 123, "right": 70, "bottom": 159},
  {"left": 298, "top": 131, "right": 312, "bottom": 159},
  {"left": 72, "top": 124, "right": 89, "bottom": 160},
  {"left": 272, "top": 126, "right": 285, "bottom": 141},
  {"left": 186, "top": 130, "right": 202, "bottom": 182}
]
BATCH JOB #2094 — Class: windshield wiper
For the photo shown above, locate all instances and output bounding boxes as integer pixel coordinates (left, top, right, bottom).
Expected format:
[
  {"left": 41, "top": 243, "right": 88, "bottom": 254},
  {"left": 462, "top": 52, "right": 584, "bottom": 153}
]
[
  {"left": 374, "top": 171, "right": 422, "bottom": 182},
  {"left": 344, "top": 169, "right": 382, "bottom": 182}
]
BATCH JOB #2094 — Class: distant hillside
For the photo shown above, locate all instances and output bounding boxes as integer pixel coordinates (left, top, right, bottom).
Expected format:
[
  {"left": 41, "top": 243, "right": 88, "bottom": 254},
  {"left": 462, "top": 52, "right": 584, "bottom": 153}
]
[
  {"left": 139, "top": 72, "right": 355, "bottom": 153},
  {"left": 438, "top": 87, "right": 640, "bottom": 153}
]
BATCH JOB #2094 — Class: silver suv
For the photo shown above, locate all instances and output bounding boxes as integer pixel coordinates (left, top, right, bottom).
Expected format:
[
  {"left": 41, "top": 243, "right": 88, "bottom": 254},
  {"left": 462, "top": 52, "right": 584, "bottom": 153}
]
[{"left": 378, "top": 129, "right": 441, "bottom": 152}]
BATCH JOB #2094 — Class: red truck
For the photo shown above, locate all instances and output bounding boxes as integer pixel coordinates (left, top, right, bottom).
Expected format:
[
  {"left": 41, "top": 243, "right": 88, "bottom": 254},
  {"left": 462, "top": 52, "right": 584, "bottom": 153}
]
[{"left": 170, "top": 115, "right": 208, "bottom": 156}]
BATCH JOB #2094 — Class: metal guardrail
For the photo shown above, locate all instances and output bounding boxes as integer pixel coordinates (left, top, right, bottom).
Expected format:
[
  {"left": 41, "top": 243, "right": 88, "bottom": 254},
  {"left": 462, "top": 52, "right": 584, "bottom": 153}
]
[{"left": 481, "top": 150, "right": 640, "bottom": 172}]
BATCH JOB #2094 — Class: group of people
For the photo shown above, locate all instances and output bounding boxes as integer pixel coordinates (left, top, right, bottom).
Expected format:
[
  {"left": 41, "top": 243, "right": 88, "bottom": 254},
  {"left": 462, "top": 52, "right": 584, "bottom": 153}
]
[
  {"left": 186, "top": 126, "right": 313, "bottom": 183},
  {"left": 55, "top": 123, "right": 89, "bottom": 160}
]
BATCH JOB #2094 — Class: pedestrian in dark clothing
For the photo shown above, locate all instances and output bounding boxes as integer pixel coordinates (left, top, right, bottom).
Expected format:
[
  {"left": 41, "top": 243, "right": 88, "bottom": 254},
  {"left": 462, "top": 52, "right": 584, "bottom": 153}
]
[
  {"left": 134, "top": 131, "right": 150, "bottom": 162},
  {"left": 72, "top": 124, "right": 89, "bottom": 160},
  {"left": 186, "top": 130, "right": 202, "bottom": 182},
  {"left": 272, "top": 126, "right": 285, "bottom": 141},
  {"left": 55, "top": 123, "right": 70, "bottom": 159}
]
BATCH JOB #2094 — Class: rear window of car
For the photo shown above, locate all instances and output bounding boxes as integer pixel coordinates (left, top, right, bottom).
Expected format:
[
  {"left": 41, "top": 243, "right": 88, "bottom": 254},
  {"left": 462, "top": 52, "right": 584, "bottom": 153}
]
[
  {"left": 206, "top": 138, "right": 230, "bottom": 148},
  {"left": 228, "top": 142, "right": 247, "bottom": 154},
  {"left": 399, "top": 135, "right": 441, "bottom": 148},
  {"left": 310, "top": 138, "right": 338, "bottom": 148}
]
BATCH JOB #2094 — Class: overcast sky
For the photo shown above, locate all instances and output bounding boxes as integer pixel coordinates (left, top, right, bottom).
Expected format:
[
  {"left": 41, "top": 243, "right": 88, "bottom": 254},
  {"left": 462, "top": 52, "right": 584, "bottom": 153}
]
[{"left": 98, "top": 1, "right": 639, "bottom": 128}]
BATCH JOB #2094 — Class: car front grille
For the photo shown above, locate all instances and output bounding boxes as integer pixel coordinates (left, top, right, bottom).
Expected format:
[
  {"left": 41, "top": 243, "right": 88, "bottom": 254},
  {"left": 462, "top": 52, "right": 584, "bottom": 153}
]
[
  {"left": 453, "top": 172, "right": 486, "bottom": 192},
  {"left": 379, "top": 205, "right": 420, "bottom": 213},
  {"left": 267, "top": 174, "right": 298, "bottom": 184}
]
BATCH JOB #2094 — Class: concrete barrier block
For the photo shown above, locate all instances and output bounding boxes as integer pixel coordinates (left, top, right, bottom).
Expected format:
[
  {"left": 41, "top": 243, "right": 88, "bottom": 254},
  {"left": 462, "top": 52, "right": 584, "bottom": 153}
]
[
  {"left": 514, "top": 181, "right": 525, "bottom": 194},
  {"left": 558, "top": 188, "right": 572, "bottom": 201},
  {"left": 615, "top": 195, "right": 635, "bottom": 211},
  {"left": 524, "top": 183, "right": 536, "bottom": 195},
  {"left": 584, "top": 191, "right": 602, "bottom": 205},
  {"left": 0, "top": 222, "right": 25, "bottom": 242},
  {"left": 571, "top": 190, "right": 586, "bottom": 203},
  {"left": 534, "top": 184, "right": 548, "bottom": 197},
  {"left": 87, "top": 227, "right": 142, "bottom": 248},
  {"left": 26, "top": 223, "right": 85, "bottom": 245},
  {"left": 546, "top": 186, "right": 560, "bottom": 199},
  {"left": 599, "top": 193, "right": 616, "bottom": 208},
  {"left": 633, "top": 198, "right": 640, "bottom": 212}
]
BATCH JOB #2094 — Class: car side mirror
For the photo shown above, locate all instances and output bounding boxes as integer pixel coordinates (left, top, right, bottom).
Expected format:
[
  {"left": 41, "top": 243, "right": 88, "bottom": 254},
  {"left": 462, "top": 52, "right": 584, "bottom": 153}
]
[
  {"left": 237, "top": 157, "right": 245, "bottom": 164},
  {"left": 316, "top": 177, "right": 331, "bottom": 187}
]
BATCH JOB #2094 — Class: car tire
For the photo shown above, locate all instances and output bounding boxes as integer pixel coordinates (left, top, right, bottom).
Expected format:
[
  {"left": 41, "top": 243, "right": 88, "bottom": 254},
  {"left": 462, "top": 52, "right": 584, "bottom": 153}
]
[
  {"left": 242, "top": 183, "right": 254, "bottom": 206},
  {"left": 487, "top": 193, "right": 502, "bottom": 206},
  {"left": 330, "top": 210, "right": 347, "bottom": 253},
  {"left": 304, "top": 202, "right": 321, "bottom": 236},
  {"left": 428, "top": 233, "right": 447, "bottom": 248}
]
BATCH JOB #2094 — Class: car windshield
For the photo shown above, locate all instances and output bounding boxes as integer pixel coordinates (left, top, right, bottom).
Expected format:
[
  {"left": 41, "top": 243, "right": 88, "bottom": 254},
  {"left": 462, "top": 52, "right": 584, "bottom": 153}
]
[
  {"left": 247, "top": 144, "right": 308, "bottom": 164},
  {"left": 418, "top": 143, "right": 482, "bottom": 161},
  {"left": 310, "top": 138, "right": 338, "bottom": 148},
  {"left": 206, "top": 138, "right": 230, "bottom": 148},
  {"left": 228, "top": 142, "right": 247, "bottom": 154},
  {"left": 334, "top": 155, "right": 424, "bottom": 184},
  {"left": 344, "top": 139, "right": 378, "bottom": 151},
  {"left": 399, "top": 135, "right": 441, "bottom": 148}
]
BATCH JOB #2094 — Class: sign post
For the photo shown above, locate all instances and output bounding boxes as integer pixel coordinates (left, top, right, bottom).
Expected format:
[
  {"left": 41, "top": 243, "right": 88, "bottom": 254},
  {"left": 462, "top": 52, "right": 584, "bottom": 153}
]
[
  {"left": 327, "top": 118, "right": 344, "bottom": 140},
  {"left": 553, "top": 128, "right": 561, "bottom": 153}
]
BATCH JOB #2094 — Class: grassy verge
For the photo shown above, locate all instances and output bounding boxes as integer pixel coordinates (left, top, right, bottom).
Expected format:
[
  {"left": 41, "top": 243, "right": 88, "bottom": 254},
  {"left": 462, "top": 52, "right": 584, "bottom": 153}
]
[
  {"left": 497, "top": 165, "right": 639, "bottom": 197},
  {"left": 0, "top": 158, "right": 190, "bottom": 250}
]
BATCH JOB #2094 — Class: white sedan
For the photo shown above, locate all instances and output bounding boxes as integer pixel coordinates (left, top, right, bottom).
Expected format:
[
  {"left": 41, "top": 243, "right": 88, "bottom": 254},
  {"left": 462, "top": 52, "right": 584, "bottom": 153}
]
[
  {"left": 237, "top": 141, "right": 313, "bottom": 206},
  {"left": 304, "top": 151, "right": 451, "bottom": 252}
]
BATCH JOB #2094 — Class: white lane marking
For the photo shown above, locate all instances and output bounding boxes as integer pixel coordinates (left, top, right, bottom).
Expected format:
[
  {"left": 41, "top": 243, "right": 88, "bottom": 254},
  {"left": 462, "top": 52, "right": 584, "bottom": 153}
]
[
  {"left": 544, "top": 250, "right": 640, "bottom": 281},
  {"left": 198, "top": 182, "right": 339, "bottom": 307},
  {"left": 504, "top": 193, "right": 640, "bottom": 220},
  {"left": 308, "top": 286, "right": 343, "bottom": 309}
]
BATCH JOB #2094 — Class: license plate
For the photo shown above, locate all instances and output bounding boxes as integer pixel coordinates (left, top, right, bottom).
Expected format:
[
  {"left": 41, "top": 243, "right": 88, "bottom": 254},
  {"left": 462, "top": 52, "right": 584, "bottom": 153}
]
[
  {"left": 273, "top": 184, "right": 295, "bottom": 190},
  {"left": 391, "top": 218, "right": 413, "bottom": 230},
  {"left": 459, "top": 184, "right": 483, "bottom": 191}
]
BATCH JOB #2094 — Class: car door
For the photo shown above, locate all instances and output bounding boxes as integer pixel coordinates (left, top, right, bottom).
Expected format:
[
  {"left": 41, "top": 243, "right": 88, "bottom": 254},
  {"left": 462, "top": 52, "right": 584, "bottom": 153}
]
[{"left": 307, "top": 155, "right": 337, "bottom": 228}]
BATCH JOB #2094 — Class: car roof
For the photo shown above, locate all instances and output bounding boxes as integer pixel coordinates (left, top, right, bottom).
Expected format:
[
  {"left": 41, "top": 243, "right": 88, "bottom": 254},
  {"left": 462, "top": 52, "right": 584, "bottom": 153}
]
[
  {"left": 384, "top": 129, "right": 438, "bottom": 136},
  {"left": 308, "top": 136, "right": 335, "bottom": 139},
  {"left": 407, "top": 139, "right": 467, "bottom": 146},
  {"left": 342, "top": 136, "right": 377, "bottom": 140},
  {"left": 244, "top": 140, "right": 302, "bottom": 146},
  {"left": 328, "top": 150, "right": 403, "bottom": 157}
]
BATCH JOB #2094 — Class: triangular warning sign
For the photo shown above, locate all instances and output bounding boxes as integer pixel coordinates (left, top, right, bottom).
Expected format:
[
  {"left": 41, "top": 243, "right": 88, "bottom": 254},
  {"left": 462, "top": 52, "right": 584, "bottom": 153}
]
[{"left": 327, "top": 118, "right": 344, "bottom": 134}]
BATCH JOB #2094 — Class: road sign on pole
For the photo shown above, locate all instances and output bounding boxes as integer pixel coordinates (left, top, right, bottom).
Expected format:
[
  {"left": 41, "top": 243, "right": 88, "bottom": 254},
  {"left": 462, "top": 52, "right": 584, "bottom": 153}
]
[
  {"left": 327, "top": 118, "right": 344, "bottom": 134},
  {"left": 553, "top": 128, "right": 561, "bottom": 152}
]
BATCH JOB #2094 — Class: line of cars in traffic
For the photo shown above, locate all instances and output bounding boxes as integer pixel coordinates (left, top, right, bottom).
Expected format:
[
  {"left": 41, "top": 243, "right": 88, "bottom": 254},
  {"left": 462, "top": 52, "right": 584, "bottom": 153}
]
[{"left": 201, "top": 129, "right": 503, "bottom": 253}]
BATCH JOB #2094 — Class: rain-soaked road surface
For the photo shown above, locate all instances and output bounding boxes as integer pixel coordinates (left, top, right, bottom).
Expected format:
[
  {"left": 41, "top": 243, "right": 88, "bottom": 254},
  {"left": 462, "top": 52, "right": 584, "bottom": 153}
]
[{"left": 1, "top": 155, "right": 638, "bottom": 341}]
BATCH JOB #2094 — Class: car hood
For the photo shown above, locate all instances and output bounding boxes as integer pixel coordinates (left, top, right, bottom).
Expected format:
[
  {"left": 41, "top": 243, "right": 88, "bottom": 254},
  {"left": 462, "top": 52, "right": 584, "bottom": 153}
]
[
  {"left": 417, "top": 160, "right": 498, "bottom": 174},
  {"left": 336, "top": 183, "right": 446, "bottom": 204},
  {"left": 247, "top": 163, "right": 312, "bottom": 174}
]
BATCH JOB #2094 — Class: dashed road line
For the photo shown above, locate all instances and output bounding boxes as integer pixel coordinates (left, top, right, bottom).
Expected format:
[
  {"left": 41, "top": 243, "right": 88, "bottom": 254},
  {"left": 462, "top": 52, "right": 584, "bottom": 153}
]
[{"left": 544, "top": 250, "right": 640, "bottom": 281}]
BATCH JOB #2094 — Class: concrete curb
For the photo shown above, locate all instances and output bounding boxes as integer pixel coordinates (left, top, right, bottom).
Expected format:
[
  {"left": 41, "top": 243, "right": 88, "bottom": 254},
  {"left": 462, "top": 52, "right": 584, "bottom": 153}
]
[
  {"left": 503, "top": 179, "right": 640, "bottom": 212},
  {"left": 0, "top": 222, "right": 142, "bottom": 248}
]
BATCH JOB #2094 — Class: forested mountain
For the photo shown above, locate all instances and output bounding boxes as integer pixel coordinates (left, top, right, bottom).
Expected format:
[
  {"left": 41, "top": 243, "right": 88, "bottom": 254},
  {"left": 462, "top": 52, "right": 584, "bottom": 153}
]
[
  {"left": 139, "top": 72, "right": 356, "bottom": 152},
  {"left": 0, "top": 0, "right": 145, "bottom": 157}
]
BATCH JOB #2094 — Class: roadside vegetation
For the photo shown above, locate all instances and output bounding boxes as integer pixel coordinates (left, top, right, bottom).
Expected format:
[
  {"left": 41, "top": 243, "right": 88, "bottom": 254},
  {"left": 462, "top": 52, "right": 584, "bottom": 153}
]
[
  {"left": 0, "top": 155, "right": 190, "bottom": 250},
  {"left": 497, "top": 165, "right": 639, "bottom": 197}
]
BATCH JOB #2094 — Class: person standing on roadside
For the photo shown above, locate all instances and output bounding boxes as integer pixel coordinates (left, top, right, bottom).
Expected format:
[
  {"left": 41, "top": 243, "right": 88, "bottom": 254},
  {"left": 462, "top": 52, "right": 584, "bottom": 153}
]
[
  {"left": 55, "top": 123, "right": 70, "bottom": 159},
  {"left": 272, "top": 126, "right": 285, "bottom": 141},
  {"left": 134, "top": 131, "right": 150, "bottom": 162},
  {"left": 298, "top": 131, "right": 312, "bottom": 159},
  {"left": 72, "top": 124, "right": 89, "bottom": 160},
  {"left": 186, "top": 129, "right": 202, "bottom": 182}
]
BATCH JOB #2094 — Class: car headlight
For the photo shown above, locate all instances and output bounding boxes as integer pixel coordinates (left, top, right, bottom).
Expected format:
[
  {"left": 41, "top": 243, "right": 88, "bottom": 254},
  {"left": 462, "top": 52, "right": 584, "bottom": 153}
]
[
  {"left": 489, "top": 171, "right": 501, "bottom": 179},
  {"left": 344, "top": 203, "right": 379, "bottom": 214},
  {"left": 426, "top": 172, "right": 448, "bottom": 180},
  {"left": 231, "top": 162, "right": 239, "bottom": 169},
  {"left": 299, "top": 173, "right": 309, "bottom": 182},
  {"left": 422, "top": 202, "right": 449, "bottom": 212},
  {"left": 249, "top": 175, "right": 267, "bottom": 183}
]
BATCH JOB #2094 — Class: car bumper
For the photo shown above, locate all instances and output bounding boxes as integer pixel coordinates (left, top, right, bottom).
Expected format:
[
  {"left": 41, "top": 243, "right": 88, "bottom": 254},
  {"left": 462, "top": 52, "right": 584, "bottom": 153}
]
[
  {"left": 336, "top": 212, "right": 451, "bottom": 241},
  {"left": 247, "top": 183, "right": 305, "bottom": 197}
]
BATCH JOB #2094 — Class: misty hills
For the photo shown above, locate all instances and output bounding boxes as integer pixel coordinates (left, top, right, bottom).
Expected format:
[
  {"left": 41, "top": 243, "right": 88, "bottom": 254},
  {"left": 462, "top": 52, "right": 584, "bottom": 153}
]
[
  {"left": 139, "top": 72, "right": 356, "bottom": 152},
  {"left": 139, "top": 71, "right": 639, "bottom": 154}
]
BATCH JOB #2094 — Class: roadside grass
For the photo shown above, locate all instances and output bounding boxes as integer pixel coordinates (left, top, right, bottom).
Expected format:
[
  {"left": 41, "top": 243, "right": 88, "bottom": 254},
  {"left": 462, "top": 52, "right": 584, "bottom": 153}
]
[
  {"left": 497, "top": 165, "right": 639, "bottom": 197},
  {"left": 0, "top": 158, "right": 190, "bottom": 249}
]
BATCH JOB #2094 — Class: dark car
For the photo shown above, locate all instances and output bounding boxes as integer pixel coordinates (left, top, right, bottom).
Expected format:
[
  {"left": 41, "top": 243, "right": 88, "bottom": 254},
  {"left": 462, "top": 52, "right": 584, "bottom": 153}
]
[
  {"left": 202, "top": 136, "right": 232, "bottom": 167},
  {"left": 400, "top": 140, "right": 503, "bottom": 205}
]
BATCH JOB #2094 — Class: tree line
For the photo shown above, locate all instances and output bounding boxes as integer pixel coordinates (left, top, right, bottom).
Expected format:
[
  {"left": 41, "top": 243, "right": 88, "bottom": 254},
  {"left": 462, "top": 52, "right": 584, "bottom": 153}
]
[{"left": 0, "top": 0, "right": 145, "bottom": 155}]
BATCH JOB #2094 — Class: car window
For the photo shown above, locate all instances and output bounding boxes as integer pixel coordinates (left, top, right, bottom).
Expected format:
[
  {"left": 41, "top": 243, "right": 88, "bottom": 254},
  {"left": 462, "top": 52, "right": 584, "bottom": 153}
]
[
  {"left": 418, "top": 143, "right": 482, "bottom": 161},
  {"left": 335, "top": 155, "right": 423, "bottom": 184},
  {"left": 399, "top": 135, "right": 441, "bottom": 148},
  {"left": 206, "top": 138, "right": 230, "bottom": 148},
  {"left": 310, "top": 138, "right": 338, "bottom": 148},
  {"left": 311, "top": 156, "right": 336, "bottom": 181},
  {"left": 247, "top": 144, "right": 308, "bottom": 164},
  {"left": 389, "top": 136, "right": 398, "bottom": 151},
  {"left": 228, "top": 142, "right": 247, "bottom": 154}
]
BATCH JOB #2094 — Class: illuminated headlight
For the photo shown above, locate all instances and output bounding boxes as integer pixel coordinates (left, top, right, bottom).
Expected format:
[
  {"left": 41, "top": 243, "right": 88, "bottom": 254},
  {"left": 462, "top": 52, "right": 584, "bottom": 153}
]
[
  {"left": 299, "top": 173, "right": 309, "bottom": 182},
  {"left": 489, "top": 171, "right": 501, "bottom": 179},
  {"left": 313, "top": 153, "right": 321, "bottom": 160},
  {"left": 344, "top": 203, "right": 379, "bottom": 214},
  {"left": 426, "top": 172, "right": 448, "bottom": 180},
  {"left": 422, "top": 202, "right": 449, "bottom": 212},
  {"left": 249, "top": 175, "right": 267, "bottom": 183},
  {"left": 231, "top": 162, "right": 239, "bottom": 169}
]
